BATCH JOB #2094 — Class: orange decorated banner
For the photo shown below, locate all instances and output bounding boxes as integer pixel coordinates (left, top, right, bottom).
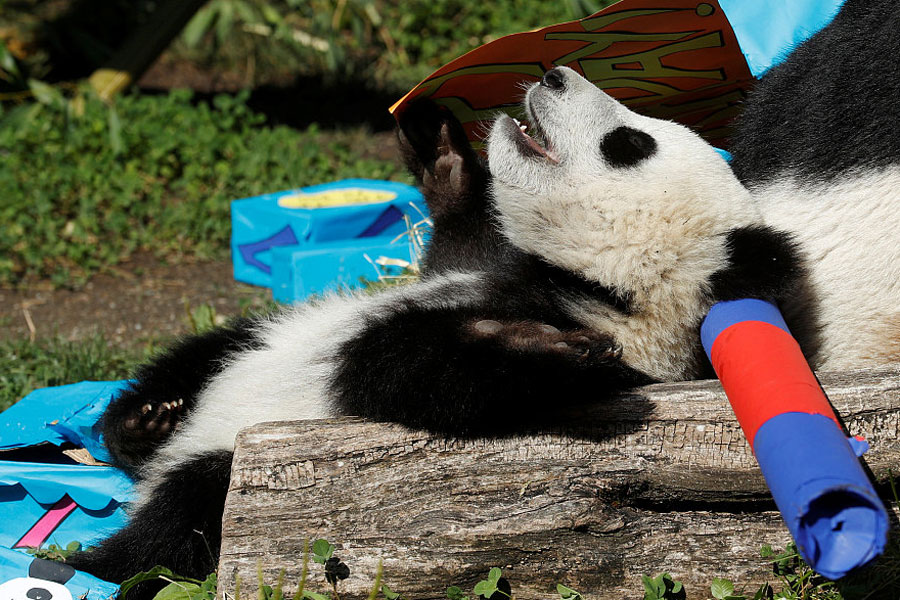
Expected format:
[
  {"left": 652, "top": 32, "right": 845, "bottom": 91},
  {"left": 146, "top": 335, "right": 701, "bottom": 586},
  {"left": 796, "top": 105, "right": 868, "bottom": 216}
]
[{"left": 390, "top": 0, "right": 754, "bottom": 150}]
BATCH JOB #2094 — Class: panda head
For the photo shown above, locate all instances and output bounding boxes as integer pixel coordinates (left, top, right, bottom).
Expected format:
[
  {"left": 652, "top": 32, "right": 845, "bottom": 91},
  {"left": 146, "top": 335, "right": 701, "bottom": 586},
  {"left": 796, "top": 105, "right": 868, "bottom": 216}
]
[{"left": 486, "top": 66, "right": 760, "bottom": 309}]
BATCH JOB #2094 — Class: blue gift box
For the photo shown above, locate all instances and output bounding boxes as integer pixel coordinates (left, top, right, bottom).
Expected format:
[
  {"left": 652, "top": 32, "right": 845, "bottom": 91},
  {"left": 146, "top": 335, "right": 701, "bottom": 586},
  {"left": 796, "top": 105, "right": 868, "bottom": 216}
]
[
  {"left": 231, "top": 179, "right": 427, "bottom": 291},
  {"left": 271, "top": 237, "right": 416, "bottom": 302}
]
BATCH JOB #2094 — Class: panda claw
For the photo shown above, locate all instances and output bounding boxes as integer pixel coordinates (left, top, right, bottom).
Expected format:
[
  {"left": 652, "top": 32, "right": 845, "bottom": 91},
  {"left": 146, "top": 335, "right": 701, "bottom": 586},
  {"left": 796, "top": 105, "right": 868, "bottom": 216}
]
[{"left": 120, "top": 396, "right": 188, "bottom": 441}]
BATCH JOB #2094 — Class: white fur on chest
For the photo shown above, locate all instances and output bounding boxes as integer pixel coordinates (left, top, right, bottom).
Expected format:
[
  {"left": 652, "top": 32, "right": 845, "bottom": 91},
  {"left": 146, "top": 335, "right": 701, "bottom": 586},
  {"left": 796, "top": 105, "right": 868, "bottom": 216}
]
[{"left": 754, "top": 168, "right": 900, "bottom": 369}]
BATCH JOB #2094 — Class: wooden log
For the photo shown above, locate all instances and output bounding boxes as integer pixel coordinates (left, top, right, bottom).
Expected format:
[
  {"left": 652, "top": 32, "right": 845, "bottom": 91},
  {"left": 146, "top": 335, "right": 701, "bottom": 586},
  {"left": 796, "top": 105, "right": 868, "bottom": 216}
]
[{"left": 218, "top": 368, "right": 900, "bottom": 599}]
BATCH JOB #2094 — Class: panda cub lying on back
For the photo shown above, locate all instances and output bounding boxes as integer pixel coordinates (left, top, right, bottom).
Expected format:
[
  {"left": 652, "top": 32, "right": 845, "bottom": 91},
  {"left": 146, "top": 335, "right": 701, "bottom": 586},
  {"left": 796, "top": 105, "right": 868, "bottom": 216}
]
[
  {"left": 68, "top": 65, "right": 803, "bottom": 592},
  {"left": 70, "top": 6, "right": 899, "bottom": 591}
]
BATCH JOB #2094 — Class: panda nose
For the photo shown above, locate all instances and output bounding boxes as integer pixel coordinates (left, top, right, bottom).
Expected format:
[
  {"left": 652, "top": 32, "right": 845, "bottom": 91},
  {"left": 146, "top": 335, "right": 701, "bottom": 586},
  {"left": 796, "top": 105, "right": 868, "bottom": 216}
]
[
  {"left": 540, "top": 68, "right": 566, "bottom": 90},
  {"left": 27, "top": 588, "right": 52, "bottom": 600}
]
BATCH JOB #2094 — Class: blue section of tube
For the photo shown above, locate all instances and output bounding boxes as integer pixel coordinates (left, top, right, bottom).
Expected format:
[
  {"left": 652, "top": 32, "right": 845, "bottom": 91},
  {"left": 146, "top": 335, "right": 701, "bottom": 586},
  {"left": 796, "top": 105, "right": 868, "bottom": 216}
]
[
  {"left": 754, "top": 413, "right": 888, "bottom": 579},
  {"left": 700, "top": 298, "right": 790, "bottom": 358},
  {"left": 718, "top": 0, "right": 846, "bottom": 77}
]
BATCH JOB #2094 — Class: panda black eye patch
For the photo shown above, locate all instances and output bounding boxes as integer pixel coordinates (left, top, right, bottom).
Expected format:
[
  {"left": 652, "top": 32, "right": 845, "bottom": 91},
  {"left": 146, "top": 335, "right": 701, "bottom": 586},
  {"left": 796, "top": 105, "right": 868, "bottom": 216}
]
[{"left": 600, "top": 126, "right": 657, "bottom": 168}]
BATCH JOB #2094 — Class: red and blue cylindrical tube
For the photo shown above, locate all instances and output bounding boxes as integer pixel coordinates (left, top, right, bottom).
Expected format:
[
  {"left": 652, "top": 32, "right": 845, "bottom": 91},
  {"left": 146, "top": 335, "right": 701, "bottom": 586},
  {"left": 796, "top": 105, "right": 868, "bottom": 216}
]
[{"left": 701, "top": 299, "right": 888, "bottom": 579}]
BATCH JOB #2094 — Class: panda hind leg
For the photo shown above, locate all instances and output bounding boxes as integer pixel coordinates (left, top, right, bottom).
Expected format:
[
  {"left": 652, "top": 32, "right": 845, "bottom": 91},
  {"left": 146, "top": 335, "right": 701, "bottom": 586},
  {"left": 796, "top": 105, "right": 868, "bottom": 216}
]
[
  {"left": 101, "top": 319, "right": 263, "bottom": 473},
  {"left": 66, "top": 450, "right": 233, "bottom": 600}
]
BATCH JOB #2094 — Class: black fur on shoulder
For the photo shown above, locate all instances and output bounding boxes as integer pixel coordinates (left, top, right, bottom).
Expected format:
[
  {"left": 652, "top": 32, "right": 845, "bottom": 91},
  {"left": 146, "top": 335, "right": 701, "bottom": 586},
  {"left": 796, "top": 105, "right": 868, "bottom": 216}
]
[
  {"left": 729, "top": 0, "right": 900, "bottom": 183},
  {"left": 709, "top": 225, "right": 823, "bottom": 363},
  {"left": 709, "top": 225, "right": 805, "bottom": 303},
  {"left": 397, "top": 98, "right": 514, "bottom": 276},
  {"left": 101, "top": 318, "right": 263, "bottom": 475},
  {"left": 66, "top": 451, "right": 233, "bottom": 600}
]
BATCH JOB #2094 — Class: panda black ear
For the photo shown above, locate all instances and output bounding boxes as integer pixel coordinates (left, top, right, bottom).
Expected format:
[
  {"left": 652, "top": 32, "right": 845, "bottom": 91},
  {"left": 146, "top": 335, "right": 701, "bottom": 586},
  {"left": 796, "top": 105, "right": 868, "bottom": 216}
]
[{"left": 600, "top": 126, "right": 657, "bottom": 168}]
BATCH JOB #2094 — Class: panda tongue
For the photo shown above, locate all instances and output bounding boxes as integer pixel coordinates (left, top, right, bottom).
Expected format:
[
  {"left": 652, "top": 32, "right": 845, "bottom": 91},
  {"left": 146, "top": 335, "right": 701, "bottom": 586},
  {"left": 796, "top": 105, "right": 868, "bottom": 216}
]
[{"left": 519, "top": 123, "right": 559, "bottom": 163}]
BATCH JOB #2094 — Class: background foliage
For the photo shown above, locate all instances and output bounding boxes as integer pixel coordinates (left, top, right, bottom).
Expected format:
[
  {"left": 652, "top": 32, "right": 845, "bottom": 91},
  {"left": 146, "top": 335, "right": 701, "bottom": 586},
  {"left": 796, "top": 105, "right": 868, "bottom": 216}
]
[
  {"left": 0, "top": 87, "right": 404, "bottom": 286},
  {"left": 1, "top": 0, "right": 611, "bottom": 92},
  {"left": 0, "top": 0, "right": 614, "bottom": 287}
]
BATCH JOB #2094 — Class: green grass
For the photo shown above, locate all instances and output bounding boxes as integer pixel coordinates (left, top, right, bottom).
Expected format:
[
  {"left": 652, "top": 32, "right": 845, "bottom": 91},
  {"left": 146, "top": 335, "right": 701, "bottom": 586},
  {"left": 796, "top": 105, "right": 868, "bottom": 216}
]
[
  {"left": 0, "top": 87, "right": 407, "bottom": 288},
  {"left": 0, "top": 335, "right": 151, "bottom": 411}
]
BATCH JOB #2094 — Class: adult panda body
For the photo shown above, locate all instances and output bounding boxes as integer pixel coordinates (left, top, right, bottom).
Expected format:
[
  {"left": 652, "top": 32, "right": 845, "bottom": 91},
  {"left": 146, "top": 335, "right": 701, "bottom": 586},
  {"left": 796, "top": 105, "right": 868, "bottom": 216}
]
[
  {"left": 728, "top": 0, "right": 900, "bottom": 368},
  {"left": 69, "top": 1, "right": 898, "bottom": 591}
]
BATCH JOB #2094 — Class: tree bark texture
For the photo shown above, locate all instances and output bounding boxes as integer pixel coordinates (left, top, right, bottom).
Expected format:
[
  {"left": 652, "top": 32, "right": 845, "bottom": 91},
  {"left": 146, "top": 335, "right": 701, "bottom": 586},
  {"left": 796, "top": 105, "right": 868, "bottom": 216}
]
[{"left": 218, "top": 368, "right": 900, "bottom": 599}]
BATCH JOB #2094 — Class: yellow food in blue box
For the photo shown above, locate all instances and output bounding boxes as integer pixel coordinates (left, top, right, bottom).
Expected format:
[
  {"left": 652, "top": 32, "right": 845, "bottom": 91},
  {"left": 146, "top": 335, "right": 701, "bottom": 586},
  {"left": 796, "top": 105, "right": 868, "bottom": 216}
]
[{"left": 230, "top": 179, "right": 426, "bottom": 290}]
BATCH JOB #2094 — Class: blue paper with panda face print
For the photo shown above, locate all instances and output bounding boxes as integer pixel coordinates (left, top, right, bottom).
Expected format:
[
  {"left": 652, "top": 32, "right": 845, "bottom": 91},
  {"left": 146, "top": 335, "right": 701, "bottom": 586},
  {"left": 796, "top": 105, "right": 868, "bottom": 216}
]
[{"left": 0, "top": 548, "right": 119, "bottom": 600}]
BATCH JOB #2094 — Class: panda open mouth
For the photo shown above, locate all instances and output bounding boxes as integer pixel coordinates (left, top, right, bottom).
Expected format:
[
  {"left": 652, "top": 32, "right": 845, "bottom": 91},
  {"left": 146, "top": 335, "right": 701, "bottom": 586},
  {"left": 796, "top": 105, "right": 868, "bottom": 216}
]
[{"left": 508, "top": 115, "right": 560, "bottom": 164}]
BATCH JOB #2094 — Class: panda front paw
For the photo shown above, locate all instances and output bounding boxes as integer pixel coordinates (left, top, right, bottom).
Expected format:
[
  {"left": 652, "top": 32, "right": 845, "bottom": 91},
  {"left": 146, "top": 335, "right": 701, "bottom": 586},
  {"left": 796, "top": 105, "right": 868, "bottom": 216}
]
[
  {"left": 120, "top": 398, "right": 185, "bottom": 439},
  {"left": 470, "top": 319, "right": 622, "bottom": 363}
]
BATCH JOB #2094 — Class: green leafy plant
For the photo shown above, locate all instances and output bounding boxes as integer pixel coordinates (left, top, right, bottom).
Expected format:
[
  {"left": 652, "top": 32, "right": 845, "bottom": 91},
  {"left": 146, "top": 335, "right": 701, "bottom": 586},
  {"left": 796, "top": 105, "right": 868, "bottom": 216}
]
[
  {"left": 446, "top": 585, "right": 469, "bottom": 600},
  {"left": 311, "top": 539, "right": 335, "bottom": 565},
  {"left": 0, "top": 335, "right": 151, "bottom": 411},
  {"left": 557, "top": 583, "right": 584, "bottom": 600},
  {"left": 120, "top": 566, "right": 206, "bottom": 600},
  {"left": 758, "top": 544, "right": 840, "bottom": 600},
  {"left": 472, "top": 567, "right": 505, "bottom": 599},
  {"left": 380, "top": 585, "right": 401, "bottom": 600},
  {"left": 642, "top": 572, "right": 685, "bottom": 600},
  {"left": 185, "top": 302, "right": 223, "bottom": 334},
  {"left": 26, "top": 541, "right": 82, "bottom": 562},
  {"left": 171, "top": 0, "right": 618, "bottom": 90},
  {"left": 0, "top": 86, "right": 406, "bottom": 288}
]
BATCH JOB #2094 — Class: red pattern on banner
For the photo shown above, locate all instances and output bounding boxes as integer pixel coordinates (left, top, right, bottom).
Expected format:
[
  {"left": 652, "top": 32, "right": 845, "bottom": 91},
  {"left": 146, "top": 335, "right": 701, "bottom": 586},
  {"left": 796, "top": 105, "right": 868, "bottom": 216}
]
[{"left": 391, "top": 0, "right": 754, "bottom": 148}]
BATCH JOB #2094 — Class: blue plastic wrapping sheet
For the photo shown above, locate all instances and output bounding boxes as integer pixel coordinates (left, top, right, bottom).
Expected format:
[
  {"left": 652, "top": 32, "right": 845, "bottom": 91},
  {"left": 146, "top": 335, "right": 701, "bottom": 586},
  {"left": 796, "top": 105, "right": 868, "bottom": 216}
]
[
  {"left": 231, "top": 178, "right": 427, "bottom": 290},
  {"left": 0, "top": 381, "right": 130, "bottom": 464},
  {"left": 0, "top": 461, "right": 133, "bottom": 550},
  {"left": 718, "top": 0, "right": 845, "bottom": 77},
  {"left": 271, "top": 237, "right": 417, "bottom": 302},
  {"left": 0, "top": 382, "right": 135, "bottom": 595}
]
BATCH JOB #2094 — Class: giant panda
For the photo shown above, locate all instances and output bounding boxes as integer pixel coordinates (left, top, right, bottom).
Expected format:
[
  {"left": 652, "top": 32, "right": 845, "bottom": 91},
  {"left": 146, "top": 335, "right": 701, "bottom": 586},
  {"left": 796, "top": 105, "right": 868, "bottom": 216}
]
[{"left": 68, "top": 0, "right": 898, "bottom": 593}]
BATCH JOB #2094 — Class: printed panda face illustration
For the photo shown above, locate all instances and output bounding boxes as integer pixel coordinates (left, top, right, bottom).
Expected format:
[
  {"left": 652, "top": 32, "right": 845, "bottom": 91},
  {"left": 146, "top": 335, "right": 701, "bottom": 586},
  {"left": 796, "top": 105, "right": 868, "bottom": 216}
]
[{"left": 0, "top": 559, "right": 75, "bottom": 600}]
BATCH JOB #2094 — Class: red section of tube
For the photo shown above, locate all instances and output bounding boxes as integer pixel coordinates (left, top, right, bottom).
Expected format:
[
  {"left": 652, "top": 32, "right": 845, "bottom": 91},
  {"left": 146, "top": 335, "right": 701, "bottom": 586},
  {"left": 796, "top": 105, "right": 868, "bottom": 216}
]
[{"left": 709, "top": 320, "right": 841, "bottom": 448}]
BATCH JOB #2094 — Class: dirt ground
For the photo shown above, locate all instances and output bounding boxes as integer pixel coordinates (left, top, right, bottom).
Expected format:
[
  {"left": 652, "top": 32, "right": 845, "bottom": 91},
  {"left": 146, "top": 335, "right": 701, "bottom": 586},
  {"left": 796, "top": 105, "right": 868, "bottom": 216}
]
[
  {"left": 0, "top": 253, "right": 272, "bottom": 348},
  {"left": 0, "top": 130, "right": 402, "bottom": 350}
]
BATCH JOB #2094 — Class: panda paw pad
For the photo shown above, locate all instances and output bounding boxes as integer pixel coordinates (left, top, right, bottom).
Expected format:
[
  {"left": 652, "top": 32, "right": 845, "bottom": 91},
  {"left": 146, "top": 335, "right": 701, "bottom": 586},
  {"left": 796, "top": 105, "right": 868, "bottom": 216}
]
[
  {"left": 121, "top": 398, "right": 185, "bottom": 437},
  {"left": 471, "top": 319, "right": 621, "bottom": 361}
]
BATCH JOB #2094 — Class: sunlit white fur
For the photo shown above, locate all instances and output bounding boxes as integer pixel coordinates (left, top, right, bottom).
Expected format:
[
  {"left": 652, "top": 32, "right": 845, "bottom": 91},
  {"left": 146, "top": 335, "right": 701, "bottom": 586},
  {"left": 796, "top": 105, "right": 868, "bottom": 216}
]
[
  {"left": 134, "top": 271, "right": 485, "bottom": 506},
  {"left": 487, "top": 67, "right": 760, "bottom": 380},
  {"left": 751, "top": 169, "right": 900, "bottom": 369},
  {"left": 487, "top": 66, "right": 899, "bottom": 378}
]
